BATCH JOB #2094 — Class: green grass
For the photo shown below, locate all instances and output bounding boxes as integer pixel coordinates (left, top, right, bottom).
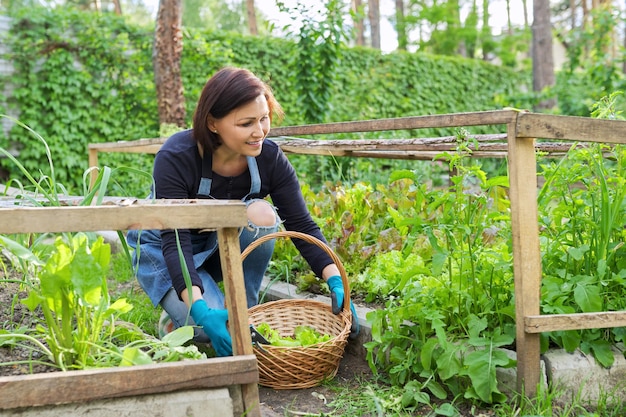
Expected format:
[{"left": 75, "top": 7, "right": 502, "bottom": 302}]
[{"left": 322, "top": 378, "right": 626, "bottom": 417}]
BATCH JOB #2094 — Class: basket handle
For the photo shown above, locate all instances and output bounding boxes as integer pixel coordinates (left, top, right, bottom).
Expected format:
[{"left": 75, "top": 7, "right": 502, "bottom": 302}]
[{"left": 241, "top": 230, "right": 351, "bottom": 314}]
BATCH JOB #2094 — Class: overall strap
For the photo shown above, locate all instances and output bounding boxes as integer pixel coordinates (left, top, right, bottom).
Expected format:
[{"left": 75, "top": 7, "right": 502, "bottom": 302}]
[
  {"left": 246, "top": 156, "right": 261, "bottom": 197},
  {"left": 196, "top": 154, "right": 260, "bottom": 198},
  {"left": 197, "top": 152, "right": 213, "bottom": 197}
]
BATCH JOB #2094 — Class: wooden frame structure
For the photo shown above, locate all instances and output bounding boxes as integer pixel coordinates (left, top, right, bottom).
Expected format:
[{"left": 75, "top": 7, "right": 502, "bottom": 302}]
[
  {"left": 0, "top": 199, "right": 262, "bottom": 416},
  {"left": 87, "top": 110, "right": 626, "bottom": 396}
]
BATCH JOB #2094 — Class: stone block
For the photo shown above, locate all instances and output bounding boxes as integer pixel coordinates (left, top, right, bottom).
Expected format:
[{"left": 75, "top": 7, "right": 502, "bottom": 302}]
[
  {"left": 543, "top": 347, "right": 626, "bottom": 406},
  {"left": 0, "top": 388, "right": 233, "bottom": 417}
]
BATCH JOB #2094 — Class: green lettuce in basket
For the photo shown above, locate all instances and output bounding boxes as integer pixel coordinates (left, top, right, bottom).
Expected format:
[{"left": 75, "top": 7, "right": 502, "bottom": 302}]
[{"left": 256, "top": 322, "right": 332, "bottom": 347}]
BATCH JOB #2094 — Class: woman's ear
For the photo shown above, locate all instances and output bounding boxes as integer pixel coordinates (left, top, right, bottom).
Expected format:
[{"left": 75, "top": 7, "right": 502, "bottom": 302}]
[{"left": 207, "top": 116, "right": 217, "bottom": 133}]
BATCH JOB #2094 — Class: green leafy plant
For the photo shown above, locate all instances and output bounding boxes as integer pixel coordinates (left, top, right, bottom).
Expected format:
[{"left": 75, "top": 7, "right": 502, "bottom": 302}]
[
  {"left": 18, "top": 233, "right": 130, "bottom": 369},
  {"left": 2, "top": 233, "right": 204, "bottom": 371},
  {"left": 1, "top": 7, "right": 158, "bottom": 195},
  {"left": 278, "top": 0, "right": 349, "bottom": 123},
  {"left": 553, "top": 7, "right": 626, "bottom": 117},
  {"left": 536, "top": 93, "right": 626, "bottom": 366},
  {"left": 359, "top": 134, "right": 517, "bottom": 405},
  {"left": 115, "top": 326, "right": 205, "bottom": 366},
  {"left": 256, "top": 322, "right": 331, "bottom": 347},
  {"left": 263, "top": 112, "right": 624, "bottom": 411},
  {"left": 0, "top": 117, "right": 201, "bottom": 371},
  {"left": 0, "top": 114, "right": 153, "bottom": 269}
]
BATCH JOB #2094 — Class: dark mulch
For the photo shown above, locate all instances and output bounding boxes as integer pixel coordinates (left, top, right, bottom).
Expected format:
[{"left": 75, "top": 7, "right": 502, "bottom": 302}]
[{"left": 0, "top": 280, "right": 58, "bottom": 376}]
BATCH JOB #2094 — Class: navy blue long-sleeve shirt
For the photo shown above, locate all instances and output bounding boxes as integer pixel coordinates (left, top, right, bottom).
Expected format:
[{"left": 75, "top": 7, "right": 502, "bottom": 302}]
[{"left": 153, "top": 129, "right": 332, "bottom": 296}]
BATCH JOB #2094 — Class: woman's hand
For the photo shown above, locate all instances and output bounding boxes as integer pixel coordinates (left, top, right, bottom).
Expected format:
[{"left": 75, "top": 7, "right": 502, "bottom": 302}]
[
  {"left": 190, "top": 299, "right": 233, "bottom": 356},
  {"left": 326, "top": 275, "right": 360, "bottom": 339}
]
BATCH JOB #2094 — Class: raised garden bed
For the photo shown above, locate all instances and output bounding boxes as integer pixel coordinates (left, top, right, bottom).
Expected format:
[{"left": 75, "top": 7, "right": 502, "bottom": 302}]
[{"left": 0, "top": 199, "right": 263, "bottom": 417}]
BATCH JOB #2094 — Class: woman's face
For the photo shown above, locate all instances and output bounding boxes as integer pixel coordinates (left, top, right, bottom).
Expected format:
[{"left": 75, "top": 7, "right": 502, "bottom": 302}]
[{"left": 210, "top": 94, "right": 270, "bottom": 157}]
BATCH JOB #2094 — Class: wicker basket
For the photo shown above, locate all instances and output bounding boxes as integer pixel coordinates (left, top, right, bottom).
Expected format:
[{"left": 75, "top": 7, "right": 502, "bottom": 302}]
[{"left": 242, "top": 231, "right": 352, "bottom": 390}]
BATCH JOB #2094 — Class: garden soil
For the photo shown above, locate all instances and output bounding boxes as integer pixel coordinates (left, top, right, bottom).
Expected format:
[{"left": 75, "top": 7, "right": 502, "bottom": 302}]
[{"left": 257, "top": 343, "right": 375, "bottom": 417}]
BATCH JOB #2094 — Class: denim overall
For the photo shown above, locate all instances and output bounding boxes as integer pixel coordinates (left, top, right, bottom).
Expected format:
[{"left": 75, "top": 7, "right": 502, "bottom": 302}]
[{"left": 126, "top": 155, "right": 279, "bottom": 342}]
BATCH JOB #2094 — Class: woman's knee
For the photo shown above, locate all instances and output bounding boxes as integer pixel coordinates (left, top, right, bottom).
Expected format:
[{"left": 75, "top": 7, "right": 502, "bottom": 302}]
[{"left": 246, "top": 200, "right": 278, "bottom": 227}]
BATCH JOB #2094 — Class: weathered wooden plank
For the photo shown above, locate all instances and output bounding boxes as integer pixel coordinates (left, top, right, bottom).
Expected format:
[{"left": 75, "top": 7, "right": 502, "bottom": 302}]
[
  {"left": 507, "top": 120, "right": 543, "bottom": 397},
  {"left": 87, "top": 139, "right": 163, "bottom": 183},
  {"left": 0, "top": 200, "right": 247, "bottom": 234},
  {"left": 219, "top": 228, "right": 254, "bottom": 358},
  {"left": 277, "top": 138, "right": 503, "bottom": 153},
  {"left": 0, "top": 355, "right": 258, "bottom": 409},
  {"left": 88, "top": 138, "right": 166, "bottom": 152},
  {"left": 268, "top": 110, "right": 518, "bottom": 136},
  {"left": 218, "top": 228, "right": 260, "bottom": 416},
  {"left": 525, "top": 311, "right": 626, "bottom": 333},
  {"left": 278, "top": 138, "right": 581, "bottom": 156},
  {"left": 516, "top": 113, "right": 626, "bottom": 144},
  {"left": 283, "top": 150, "right": 506, "bottom": 160},
  {"left": 276, "top": 133, "right": 508, "bottom": 144},
  {"left": 87, "top": 135, "right": 583, "bottom": 164}
]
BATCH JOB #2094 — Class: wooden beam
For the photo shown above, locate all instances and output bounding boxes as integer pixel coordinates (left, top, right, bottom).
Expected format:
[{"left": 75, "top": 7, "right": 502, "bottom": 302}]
[
  {"left": 0, "top": 355, "right": 258, "bottom": 409},
  {"left": 516, "top": 113, "right": 626, "bottom": 144},
  {"left": 507, "top": 118, "right": 543, "bottom": 397},
  {"left": 277, "top": 137, "right": 505, "bottom": 154},
  {"left": 276, "top": 133, "right": 508, "bottom": 143},
  {"left": 88, "top": 137, "right": 166, "bottom": 154},
  {"left": 86, "top": 134, "right": 582, "bottom": 165},
  {"left": 525, "top": 311, "right": 626, "bottom": 333},
  {"left": 0, "top": 200, "right": 247, "bottom": 234},
  {"left": 268, "top": 110, "right": 518, "bottom": 136},
  {"left": 281, "top": 150, "right": 508, "bottom": 160},
  {"left": 218, "top": 228, "right": 260, "bottom": 416},
  {"left": 278, "top": 138, "right": 579, "bottom": 158}
]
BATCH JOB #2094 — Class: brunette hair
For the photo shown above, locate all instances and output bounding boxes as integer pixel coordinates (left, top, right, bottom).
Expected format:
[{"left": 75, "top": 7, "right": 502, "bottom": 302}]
[{"left": 192, "top": 67, "right": 284, "bottom": 152}]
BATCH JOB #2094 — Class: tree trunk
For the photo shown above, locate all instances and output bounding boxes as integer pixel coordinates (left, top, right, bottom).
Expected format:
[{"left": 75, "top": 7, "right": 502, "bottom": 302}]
[
  {"left": 622, "top": 0, "right": 626, "bottom": 74},
  {"left": 522, "top": 0, "right": 529, "bottom": 28},
  {"left": 395, "top": 0, "right": 407, "bottom": 50},
  {"left": 246, "top": 0, "right": 258, "bottom": 35},
  {"left": 506, "top": 0, "right": 512, "bottom": 35},
  {"left": 532, "top": 0, "right": 556, "bottom": 110},
  {"left": 368, "top": 0, "right": 381, "bottom": 49},
  {"left": 448, "top": 0, "right": 462, "bottom": 55},
  {"left": 481, "top": 0, "right": 491, "bottom": 60},
  {"left": 112, "top": 0, "right": 122, "bottom": 15},
  {"left": 352, "top": 0, "right": 365, "bottom": 46},
  {"left": 153, "top": 0, "right": 186, "bottom": 128}
]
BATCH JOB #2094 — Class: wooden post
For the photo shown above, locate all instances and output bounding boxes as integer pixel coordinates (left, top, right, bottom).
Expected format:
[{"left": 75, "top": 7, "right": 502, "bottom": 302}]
[
  {"left": 88, "top": 147, "right": 99, "bottom": 187},
  {"left": 507, "top": 119, "right": 543, "bottom": 396},
  {"left": 218, "top": 227, "right": 260, "bottom": 417}
]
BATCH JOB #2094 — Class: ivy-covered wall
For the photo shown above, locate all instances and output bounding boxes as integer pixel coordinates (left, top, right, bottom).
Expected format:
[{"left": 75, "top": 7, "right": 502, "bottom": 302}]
[{"left": 0, "top": 7, "right": 528, "bottom": 193}]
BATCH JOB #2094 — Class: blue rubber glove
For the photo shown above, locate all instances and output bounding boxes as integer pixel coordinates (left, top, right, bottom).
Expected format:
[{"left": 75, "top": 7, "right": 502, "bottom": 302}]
[
  {"left": 190, "top": 299, "right": 233, "bottom": 357},
  {"left": 327, "top": 275, "right": 360, "bottom": 339}
]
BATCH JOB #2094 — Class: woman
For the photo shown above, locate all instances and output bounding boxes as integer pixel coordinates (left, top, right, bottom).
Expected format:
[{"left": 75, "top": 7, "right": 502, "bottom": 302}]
[{"left": 127, "top": 67, "right": 358, "bottom": 357}]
